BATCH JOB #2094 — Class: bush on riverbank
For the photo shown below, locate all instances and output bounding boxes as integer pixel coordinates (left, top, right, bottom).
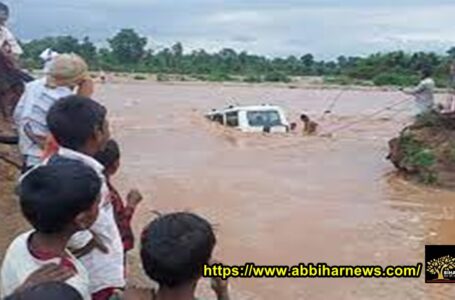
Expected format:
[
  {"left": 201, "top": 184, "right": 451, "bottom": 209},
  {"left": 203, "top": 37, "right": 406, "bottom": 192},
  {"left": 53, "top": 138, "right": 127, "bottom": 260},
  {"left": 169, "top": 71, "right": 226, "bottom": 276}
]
[
  {"left": 264, "top": 72, "right": 291, "bottom": 83},
  {"left": 372, "top": 73, "right": 419, "bottom": 87},
  {"left": 388, "top": 111, "right": 455, "bottom": 187},
  {"left": 133, "top": 74, "right": 147, "bottom": 80},
  {"left": 243, "top": 74, "right": 263, "bottom": 83}
]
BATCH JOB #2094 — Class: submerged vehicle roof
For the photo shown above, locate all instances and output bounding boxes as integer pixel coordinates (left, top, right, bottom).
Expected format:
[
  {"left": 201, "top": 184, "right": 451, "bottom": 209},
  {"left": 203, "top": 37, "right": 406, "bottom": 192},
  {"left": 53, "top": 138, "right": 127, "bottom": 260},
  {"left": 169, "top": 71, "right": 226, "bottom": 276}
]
[{"left": 208, "top": 104, "right": 285, "bottom": 114}]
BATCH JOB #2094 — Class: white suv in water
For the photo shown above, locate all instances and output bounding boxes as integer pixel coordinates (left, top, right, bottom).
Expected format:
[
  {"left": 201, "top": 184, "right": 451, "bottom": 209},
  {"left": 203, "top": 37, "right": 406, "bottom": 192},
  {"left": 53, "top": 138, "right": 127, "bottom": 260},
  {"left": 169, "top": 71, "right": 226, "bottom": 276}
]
[{"left": 206, "top": 105, "right": 290, "bottom": 133}]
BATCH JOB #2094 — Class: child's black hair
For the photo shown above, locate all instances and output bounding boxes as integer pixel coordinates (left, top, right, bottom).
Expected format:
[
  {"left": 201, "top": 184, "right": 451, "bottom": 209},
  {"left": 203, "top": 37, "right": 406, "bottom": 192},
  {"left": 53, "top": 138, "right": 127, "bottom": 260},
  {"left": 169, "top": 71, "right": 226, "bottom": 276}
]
[
  {"left": 300, "top": 114, "right": 310, "bottom": 122},
  {"left": 421, "top": 66, "right": 433, "bottom": 78},
  {"left": 19, "top": 161, "right": 101, "bottom": 234},
  {"left": 94, "top": 139, "right": 120, "bottom": 169},
  {"left": 0, "top": 2, "right": 9, "bottom": 15},
  {"left": 140, "top": 212, "right": 216, "bottom": 288},
  {"left": 5, "top": 282, "right": 82, "bottom": 300},
  {"left": 47, "top": 95, "right": 107, "bottom": 151}
]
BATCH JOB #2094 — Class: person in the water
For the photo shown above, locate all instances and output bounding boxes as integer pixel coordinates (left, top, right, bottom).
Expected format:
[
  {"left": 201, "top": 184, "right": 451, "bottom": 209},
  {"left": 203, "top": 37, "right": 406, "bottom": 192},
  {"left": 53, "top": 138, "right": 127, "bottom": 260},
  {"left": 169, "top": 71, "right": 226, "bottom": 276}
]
[{"left": 300, "top": 114, "right": 319, "bottom": 135}]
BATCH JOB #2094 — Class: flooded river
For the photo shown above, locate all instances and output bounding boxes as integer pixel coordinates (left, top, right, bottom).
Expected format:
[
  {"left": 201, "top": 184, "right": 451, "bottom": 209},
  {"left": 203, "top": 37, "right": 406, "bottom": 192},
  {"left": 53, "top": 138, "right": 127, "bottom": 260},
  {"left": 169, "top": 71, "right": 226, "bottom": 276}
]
[{"left": 2, "top": 82, "right": 455, "bottom": 299}]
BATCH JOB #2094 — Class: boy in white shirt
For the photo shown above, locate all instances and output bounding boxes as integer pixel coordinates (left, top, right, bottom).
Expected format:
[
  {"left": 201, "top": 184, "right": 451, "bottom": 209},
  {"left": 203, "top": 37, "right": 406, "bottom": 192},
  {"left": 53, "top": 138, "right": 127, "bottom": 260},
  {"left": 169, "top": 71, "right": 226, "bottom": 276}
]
[
  {"left": 1, "top": 162, "right": 102, "bottom": 300},
  {"left": 46, "top": 95, "right": 126, "bottom": 300}
]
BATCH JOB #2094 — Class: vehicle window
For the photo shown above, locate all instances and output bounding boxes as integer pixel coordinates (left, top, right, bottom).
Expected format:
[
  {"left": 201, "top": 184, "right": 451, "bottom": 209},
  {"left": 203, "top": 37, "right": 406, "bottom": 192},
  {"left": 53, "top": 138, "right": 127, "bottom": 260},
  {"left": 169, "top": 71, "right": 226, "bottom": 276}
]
[
  {"left": 226, "top": 111, "right": 239, "bottom": 127},
  {"left": 247, "top": 111, "right": 282, "bottom": 127},
  {"left": 212, "top": 113, "right": 223, "bottom": 125}
]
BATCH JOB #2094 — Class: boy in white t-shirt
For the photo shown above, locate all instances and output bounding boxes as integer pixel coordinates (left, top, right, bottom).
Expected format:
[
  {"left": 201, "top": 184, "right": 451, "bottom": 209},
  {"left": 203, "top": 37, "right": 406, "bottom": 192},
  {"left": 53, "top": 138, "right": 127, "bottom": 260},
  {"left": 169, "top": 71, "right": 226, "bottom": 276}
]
[
  {"left": 46, "top": 95, "right": 125, "bottom": 299},
  {"left": 0, "top": 162, "right": 102, "bottom": 300}
]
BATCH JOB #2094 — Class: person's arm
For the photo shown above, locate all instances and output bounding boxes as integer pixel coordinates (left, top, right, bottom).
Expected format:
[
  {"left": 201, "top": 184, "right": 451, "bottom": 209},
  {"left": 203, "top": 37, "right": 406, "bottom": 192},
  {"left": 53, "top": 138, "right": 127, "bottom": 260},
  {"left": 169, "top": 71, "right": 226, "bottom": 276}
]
[
  {"left": 23, "top": 123, "right": 46, "bottom": 149},
  {"left": 14, "top": 264, "right": 75, "bottom": 294},
  {"left": 4, "top": 28, "right": 23, "bottom": 54},
  {"left": 210, "top": 260, "right": 230, "bottom": 300},
  {"left": 401, "top": 88, "right": 413, "bottom": 95},
  {"left": 211, "top": 277, "right": 230, "bottom": 300},
  {"left": 124, "top": 189, "right": 143, "bottom": 223},
  {"left": 71, "top": 239, "right": 107, "bottom": 258},
  {"left": 76, "top": 78, "right": 95, "bottom": 98},
  {"left": 403, "top": 81, "right": 426, "bottom": 95},
  {"left": 68, "top": 230, "right": 108, "bottom": 259},
  {"left": 2, "top": 27, "right": 23, "bottom": 64}
]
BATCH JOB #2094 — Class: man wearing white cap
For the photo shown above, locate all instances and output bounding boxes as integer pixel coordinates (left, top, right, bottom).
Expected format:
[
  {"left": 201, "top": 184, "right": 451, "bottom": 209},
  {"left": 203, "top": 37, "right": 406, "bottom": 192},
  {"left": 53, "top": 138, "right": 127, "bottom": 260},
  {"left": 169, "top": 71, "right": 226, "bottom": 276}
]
[{"left": 13, "top": 53, "right": 94, "bottom": 171}]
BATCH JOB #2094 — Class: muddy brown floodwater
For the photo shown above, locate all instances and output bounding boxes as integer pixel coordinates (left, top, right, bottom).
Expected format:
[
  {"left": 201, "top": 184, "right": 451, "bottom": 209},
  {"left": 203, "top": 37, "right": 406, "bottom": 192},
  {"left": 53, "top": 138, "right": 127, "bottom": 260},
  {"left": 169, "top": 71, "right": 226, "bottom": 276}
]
[{"left": 2, "top": 82, "right": 455, "bottom": 299}]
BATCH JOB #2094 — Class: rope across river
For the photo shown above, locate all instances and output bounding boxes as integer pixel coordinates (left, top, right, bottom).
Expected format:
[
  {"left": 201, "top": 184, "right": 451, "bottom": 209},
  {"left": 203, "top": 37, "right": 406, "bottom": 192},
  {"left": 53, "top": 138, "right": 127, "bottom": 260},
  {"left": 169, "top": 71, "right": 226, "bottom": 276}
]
[
  {"left": 320, "top": 89, "right": 347, "bottom": 118},
  {"left": 321, "top": 96, "right": 414, "bottom": 136}
]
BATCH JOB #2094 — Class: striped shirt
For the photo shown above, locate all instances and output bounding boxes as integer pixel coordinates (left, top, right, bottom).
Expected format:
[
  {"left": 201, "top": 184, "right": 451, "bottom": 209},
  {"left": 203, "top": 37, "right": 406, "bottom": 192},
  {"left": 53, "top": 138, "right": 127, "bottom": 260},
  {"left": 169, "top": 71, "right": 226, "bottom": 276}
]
[{"left": 13, "top": 78, "right": 73, "bottom": 167}]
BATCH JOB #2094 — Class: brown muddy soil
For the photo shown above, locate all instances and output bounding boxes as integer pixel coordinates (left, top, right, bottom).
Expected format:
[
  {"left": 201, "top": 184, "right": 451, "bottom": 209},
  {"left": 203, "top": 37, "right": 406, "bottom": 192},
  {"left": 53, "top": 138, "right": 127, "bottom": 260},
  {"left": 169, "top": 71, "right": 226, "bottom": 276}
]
[{"left": 0, "top": 143, "right": 27, "bottom": 258}]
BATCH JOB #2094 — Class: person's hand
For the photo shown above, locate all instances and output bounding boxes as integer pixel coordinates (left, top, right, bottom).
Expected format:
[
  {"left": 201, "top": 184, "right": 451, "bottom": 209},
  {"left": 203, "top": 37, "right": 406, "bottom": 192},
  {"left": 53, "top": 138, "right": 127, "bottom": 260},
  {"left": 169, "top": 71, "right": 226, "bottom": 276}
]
[
  {"left": 70, "top": 235, "right": 108, "bottom": 258},
  {"left": 126, "top": 189, "right": 143, "bottom": 210},
  {"left": 91, "top": 231, "right": 109, "bottom": 254},
  {"left": 211, "top": 277, "right": 229, "bottom": 298},
  {"left": 1, "top": 46, "right": 19, "bottom": 67},
  {"left": 209, "top": 260, "right": 230, "bottom": 300},
  {"left": 77, "top": 77, "right": 95, "bottom": 97},
  {"left": 2, "top": 42, "right": 12, "bottom": 55},
  {"left": 17, "top": 264, "right": 75, "bottom": 292},
  {"left": 24, "top": 123, "right": 46, "bottom": 149}
]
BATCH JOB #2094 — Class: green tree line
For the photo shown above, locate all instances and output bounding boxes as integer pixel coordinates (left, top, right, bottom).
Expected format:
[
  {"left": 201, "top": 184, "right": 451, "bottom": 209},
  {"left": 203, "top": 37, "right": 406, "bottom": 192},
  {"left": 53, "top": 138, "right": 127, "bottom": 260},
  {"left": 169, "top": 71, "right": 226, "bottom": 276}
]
[{"left": 20, "top": 28, "right": 455, "bottom": 86}]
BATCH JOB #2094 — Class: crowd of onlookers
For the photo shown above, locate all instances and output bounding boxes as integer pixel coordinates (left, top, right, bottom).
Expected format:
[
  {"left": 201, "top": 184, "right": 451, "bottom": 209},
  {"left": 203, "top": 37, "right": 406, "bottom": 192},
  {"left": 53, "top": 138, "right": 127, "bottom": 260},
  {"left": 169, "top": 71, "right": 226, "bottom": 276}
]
[{"left": 0, "top": 2, "right": 230, "bottom": 300}]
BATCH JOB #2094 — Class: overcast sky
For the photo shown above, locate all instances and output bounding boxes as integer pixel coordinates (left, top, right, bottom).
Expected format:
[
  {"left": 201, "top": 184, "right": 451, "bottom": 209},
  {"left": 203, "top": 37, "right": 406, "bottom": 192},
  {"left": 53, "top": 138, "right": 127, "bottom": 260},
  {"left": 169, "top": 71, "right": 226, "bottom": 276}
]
[{"left": 5, "top": 0, "right": 455, "bottom": 59}]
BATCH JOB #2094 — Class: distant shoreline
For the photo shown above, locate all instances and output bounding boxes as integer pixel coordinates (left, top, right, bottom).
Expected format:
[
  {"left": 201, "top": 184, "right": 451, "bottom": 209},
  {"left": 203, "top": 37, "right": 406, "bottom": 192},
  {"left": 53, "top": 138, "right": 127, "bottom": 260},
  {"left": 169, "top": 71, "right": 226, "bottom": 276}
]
[{"left": 71, "top": 72, "right": 451, "bottom": 94}]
